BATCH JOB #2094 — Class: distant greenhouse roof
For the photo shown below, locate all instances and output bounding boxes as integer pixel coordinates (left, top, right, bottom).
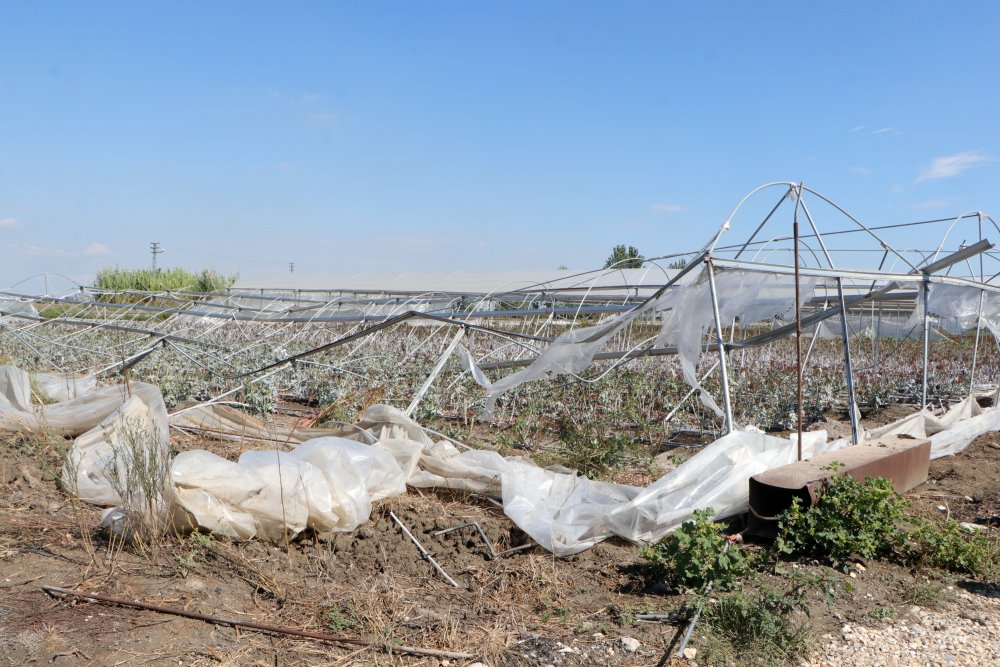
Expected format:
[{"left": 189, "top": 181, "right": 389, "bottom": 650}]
[{"left": 233, "top": 267, "right": 681, "bottom": 297}]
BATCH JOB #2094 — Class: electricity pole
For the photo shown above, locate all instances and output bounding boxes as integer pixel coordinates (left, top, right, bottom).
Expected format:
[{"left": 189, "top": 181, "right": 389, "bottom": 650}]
[
  {"left": 150, "top": 242, "right": 164, "bottom": 270},
  {"left": 289, "top": 262, "right": 295, "bottom": 274}
]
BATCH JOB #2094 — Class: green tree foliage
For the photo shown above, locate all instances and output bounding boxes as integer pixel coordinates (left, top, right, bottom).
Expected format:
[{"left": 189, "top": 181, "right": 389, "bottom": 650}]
[{"left": 603, "top": 244, "right": 644, "bottom": 269}]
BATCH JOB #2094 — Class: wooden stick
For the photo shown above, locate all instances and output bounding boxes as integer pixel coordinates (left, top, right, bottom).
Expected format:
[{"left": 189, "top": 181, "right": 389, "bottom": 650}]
[{"left": 42, "top": 586, "right": 474, "bottom": 660}]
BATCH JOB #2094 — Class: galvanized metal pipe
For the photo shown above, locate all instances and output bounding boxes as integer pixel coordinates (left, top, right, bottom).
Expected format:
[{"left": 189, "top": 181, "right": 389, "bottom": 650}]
[
  {"left": 921, "top": 281, "right": 931, "bottom": 409},
  {"left": 836, "top": 278, "right": 860, "bottom": 444},
  {"left": 706, "top": 260, "right": 734, "bottom": 433},
  {"left": 969, "top": 289, "right": 985, "bottom": 396}
]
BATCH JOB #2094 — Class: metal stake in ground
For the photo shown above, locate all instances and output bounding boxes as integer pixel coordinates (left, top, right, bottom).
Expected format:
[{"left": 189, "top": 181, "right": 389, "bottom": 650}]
[{"left": 389, "top": 511, "right": 459, "bottom": 587}]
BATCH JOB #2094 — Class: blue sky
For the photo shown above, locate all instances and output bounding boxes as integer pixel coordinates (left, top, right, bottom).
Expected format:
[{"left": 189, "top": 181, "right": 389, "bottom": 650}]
[{"left": 1, "top": 2, "right": 998, "bottom": 288}]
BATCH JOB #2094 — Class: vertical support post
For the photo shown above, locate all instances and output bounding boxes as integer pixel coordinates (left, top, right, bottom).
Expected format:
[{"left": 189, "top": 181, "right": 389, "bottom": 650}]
[
  {"left": 874, "top": 302, "right": 883, "bottom": 366},
  {"left": 405, "top": 328, "right": 466, "bottom": 418},
  {"left": 837, "top": 278, "right": 860, "bottom": 445},
  {"left": 794, "top": 220, "right": 804, "bottom": 461},
  {"left": 706, "top": 260, "right": 734, "bottom": 434},
  {"left": 921, "top": 281, "right": 930, "bottom": 409},
  {"left": 969, "top": 289, "right": 985, "bottom": 396}
]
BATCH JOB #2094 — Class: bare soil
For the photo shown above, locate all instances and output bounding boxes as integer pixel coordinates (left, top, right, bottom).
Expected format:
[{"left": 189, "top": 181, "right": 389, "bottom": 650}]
[{"left": 1, "top": 419, "right": 997, "bottom": 666}]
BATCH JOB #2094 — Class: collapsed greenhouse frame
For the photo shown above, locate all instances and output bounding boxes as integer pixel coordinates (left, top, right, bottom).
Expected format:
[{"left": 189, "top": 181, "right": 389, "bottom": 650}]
[{"left": 2, "top": 181, "right": 1000, "bottom": 555}]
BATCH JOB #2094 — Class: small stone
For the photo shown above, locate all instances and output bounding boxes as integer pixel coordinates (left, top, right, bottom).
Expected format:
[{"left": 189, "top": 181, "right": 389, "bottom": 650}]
[
  {"left": 592, "top": 632, "right": 605, "bottom": 640},
  {"left": 959, "top": 522, "right": 985, "bottom": 532},
  {"left": 619, "top": 637, "right": 641, "bottom": 652},
  {"left": 937, "top": 505, "right": 947, "bottom": 512},
  {"left": 683, "top": 647, "right": 697, "bottom": 660}
]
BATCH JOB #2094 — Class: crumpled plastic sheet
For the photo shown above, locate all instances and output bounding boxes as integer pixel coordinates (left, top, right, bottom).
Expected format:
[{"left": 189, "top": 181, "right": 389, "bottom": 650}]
[
  {"left": 0, "top": 298, "right": 38, "bottom": 319},
  {"left": 170, "top": 402, "right": 375, "bottom": 444},
  {"left": 460, "top": 268, "right": 830, "bottom": 418},
  {"left": 862, "top": 395, "right": 999, "bottom": 459},
  {"left": 33, "top": 372, "right": 97, "bottom": 402},
  {"left": 1, "top": 361, "right": 998, "bottom": 556}
]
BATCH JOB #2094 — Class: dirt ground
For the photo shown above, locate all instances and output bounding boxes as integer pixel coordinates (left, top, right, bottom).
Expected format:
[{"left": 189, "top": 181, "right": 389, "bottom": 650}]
[{"left": 1, "top": 421, "right": 997, "bottom": 666}]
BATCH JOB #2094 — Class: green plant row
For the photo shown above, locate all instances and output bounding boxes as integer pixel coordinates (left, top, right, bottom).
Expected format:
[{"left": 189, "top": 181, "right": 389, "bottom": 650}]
[{"left": 95, "top": 266, "right": 238, "bottom": 295}]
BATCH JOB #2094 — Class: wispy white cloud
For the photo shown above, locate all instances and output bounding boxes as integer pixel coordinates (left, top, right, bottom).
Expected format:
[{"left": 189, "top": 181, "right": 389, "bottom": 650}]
[
  {"left": 871, "top": 127, "right": 896, "bottom": 135},
  {"left": 890, "top": 184, "right": 906, "bottom": 195},
  {"left": 307, "top": 111, "right": 337, "bottom": 124},
  {"left": 274, "top": 161, "right": 293, "bottom": 170},
  {"left": 301, "top": 92, "right": 324, "bottom": 102},
  {"left": 10, "top": 243, "right": 70, "bottom": 257},
  {"left": 917, "top": 151, "right": 994, "bottom": 182},
  {"left": 912, "top": 199, "right": 950, "bottom": 210},
  {"left": 849, "top": 125, "right": 866, "bottom": 134},
  {"left": 83, "top": 242, "right": 112, "bottom": 256},
  {"left": 0, "top": 217, "right": 22, "bottom": 229},
  {"left": 651, "top": 202, "right": 684, "bottom": 213},
  {"left": 850, "top": 166, "right": 873, "bottom": 177}
]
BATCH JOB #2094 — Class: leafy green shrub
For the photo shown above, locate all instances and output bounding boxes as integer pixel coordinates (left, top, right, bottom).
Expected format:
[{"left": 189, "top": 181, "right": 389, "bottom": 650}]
[
  {"left": 698, "top": 586, "right": 813, "bottom": 666},
  {"left": 641, "top": 508, "right": 749, "bottom": 591},
  {"left": 776, "top": 473, "right": 908, "bottom": 568},
  {"left": 898, "top": 518, "right": 999, "bottom": 577},
  {"left": 554, "top": 427, "right": 629, "bottom": 479}
]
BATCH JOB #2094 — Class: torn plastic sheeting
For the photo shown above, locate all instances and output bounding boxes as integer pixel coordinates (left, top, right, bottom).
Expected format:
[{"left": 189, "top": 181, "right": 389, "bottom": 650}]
[
  {"left": 813, "top": 316, "right": 934, "bottom": 341},
  {"left": 0, "top": 367, "right": 167, "bottom": 438},
  {"left": 460, "top": 269, "right": 829, "bottom": 419},
  {"left": 236, "top": 450, "right": 339, "bottom": 538},
  {"left": 0, "top": 298, "right": 38, "bottom": 318},
  {"left": 62, "top": 390, "right": 171, "bottom": 508},
  {"left": 0, "top": 366, "right": 33, "bottom": 414},
  {"left": 863, "top": 395, "right": 994, "bottom": 459},
  {"left": 498, "top": 430, "right": 844, "bottom": 556},
  {"left": 170, "top": 402, "right": 377, "bottom": 444},
  {"left": 171, "top": 450, "right": 263, "bottom": 540},
  {"left": 32, "top": 372, "right": 98, "bottom": 402},
  {"left": 351, "top": 406, "right": 848, "bottom": 556},
  {"left": 606, "top": 430, "right": 843, "bottom": 547},
  {"left": 653, "top": 269, "right": 830, "bottom": 415},
  {"left": 38, "top": 382, "right": 166, "bottom": 436},
  {"left": 292, "top": 436, "right": 408, "bottom": 502},
  {"left": 455, "top": 268, "right": 708, "bottom": 417}
]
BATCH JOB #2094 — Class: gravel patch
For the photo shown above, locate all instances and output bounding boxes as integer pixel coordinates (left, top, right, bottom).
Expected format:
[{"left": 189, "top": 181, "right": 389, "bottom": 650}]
[{"left": 802, "top": 586, "right": 999, "bottom": 667}]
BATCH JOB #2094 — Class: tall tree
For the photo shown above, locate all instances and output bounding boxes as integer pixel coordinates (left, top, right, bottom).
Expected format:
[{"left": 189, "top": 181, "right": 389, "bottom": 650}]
[{"left": 604, "top": 244, "right": 644, "bottom": 269}]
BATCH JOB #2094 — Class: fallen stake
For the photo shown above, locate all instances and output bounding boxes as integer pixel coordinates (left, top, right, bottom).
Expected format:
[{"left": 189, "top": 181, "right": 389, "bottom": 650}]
[
  {"left": 432, "top": 521, "right": 498, "bottom": 559},
  {"left": 389, "top": 511, "right": 459, "bottom": 587},
  {"left": 42, "top": 586, "right": 475, "bottom": 660},
  {"left": 495, "top": 543, "right": 537, "bottom": 558}
]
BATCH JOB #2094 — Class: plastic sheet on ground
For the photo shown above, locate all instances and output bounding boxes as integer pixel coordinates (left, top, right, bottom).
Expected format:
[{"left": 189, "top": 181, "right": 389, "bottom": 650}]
[
  {"left": 61, "top": 389, "right": 171, "bottom": 511},
  {"left": 863, "top": 396, "right": 1000, "bottom": 459},
  {"left": 5, "top": 357, "right": 1000, "bottom": 556},
  {"left": 33, "top": 372, "right": 98, "bottom": 402},
  {"left": 170, "top": 402, "right": 377, "bottom": 444}
]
